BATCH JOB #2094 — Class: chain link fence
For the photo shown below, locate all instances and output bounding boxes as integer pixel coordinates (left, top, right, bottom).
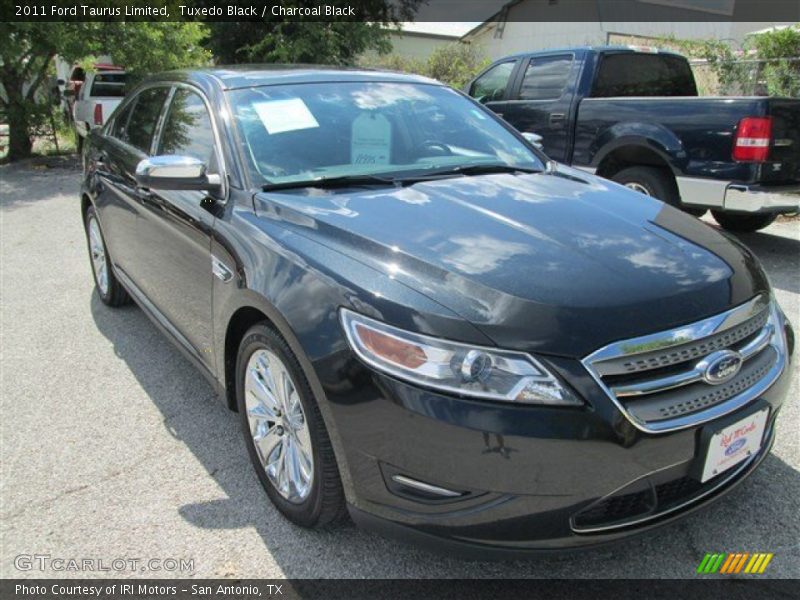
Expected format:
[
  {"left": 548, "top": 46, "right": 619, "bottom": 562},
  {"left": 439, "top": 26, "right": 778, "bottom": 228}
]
[{"left": 690, "top": 57, "right": 800, "bottom": 97}]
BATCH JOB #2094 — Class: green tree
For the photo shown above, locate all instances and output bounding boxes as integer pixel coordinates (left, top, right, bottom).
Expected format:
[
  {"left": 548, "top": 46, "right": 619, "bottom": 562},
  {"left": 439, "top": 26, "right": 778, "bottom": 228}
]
[
  {"left": 0, "top": 22, "right": 209, "bottom": 162},
  {"left": 204, "top": 1, "right": 421, "bottom": 65},
  {"left": 360, "top": 42, "right": 491, "bottom": 89},
  {"left": 749, "top": 25, "right": 800, "bottom": 97},
  {"left": 0, "top": 23, "right": 89, "bottom": 161},
  {"left": 425, "top": 43, "right": 491, "bottom": 89},
  {"left": 655, "top": 25, "right": 800, "bottom": 97},
  {"left": 94, "top": 22, "right": 210, "bottom": 79}
]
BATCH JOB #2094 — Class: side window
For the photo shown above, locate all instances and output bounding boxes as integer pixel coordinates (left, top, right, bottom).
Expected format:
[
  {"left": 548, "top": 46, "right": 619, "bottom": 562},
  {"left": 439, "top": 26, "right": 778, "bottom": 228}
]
[
  {"left": 109, "top": 101, "right": 135, "bottom": 142},
  {"left": 519, "top": 55, "right": 573, "bottom": 101},
  {"left": 125, "top": 87, "right": 169, "bottom": 154},
  {"left": 469, "top": 61, "right": 515, "bottom": 103},
  {"left": 157, "top": 89, "right": 216, "bottom": 169}
]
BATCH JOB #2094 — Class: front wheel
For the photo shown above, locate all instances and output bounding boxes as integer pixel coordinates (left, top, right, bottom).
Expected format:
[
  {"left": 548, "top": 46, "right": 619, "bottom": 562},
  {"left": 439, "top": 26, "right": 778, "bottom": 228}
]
[
  {"left": 711, "top": 211, "right": 777, "bottom": 232},
  {"left": 236, "top": 324, "right": 346, "bottom": 528}
]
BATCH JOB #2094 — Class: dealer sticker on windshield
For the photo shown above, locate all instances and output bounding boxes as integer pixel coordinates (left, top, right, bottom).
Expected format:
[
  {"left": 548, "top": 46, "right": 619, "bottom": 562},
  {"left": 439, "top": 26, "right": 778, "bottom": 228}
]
[
  {"left": 254, "top": 98, "right": 319, "bottom": 135},
  {"left": 701, "top": 408, "right": 768, "bottom": 483}
]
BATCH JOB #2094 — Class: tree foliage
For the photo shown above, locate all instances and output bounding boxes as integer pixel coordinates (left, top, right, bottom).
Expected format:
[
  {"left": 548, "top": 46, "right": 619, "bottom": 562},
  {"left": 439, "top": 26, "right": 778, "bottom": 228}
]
[
  {"left": 204, "top": 1, "right": 421, "bottom": 65},
  {"left": 361, "top": 42, "right": 490, "bottom": 89},
  {"left": 94, "top": 23, "right": 210, "bottom": 78},
  {"left": 749, "top": 25, "right": 800, "bottom": 98},
  {"left": 1, "top": 23, "right": 88, "bottom": 160},
  {"left": 425, "top": 43, "right": 491, "bottom": 89},
  {"left": 655, "top": 25, "right": 800, "bottom": 97},
  {"left": 207, "top": 21, "right": 390, "bottom": 65},
  {"left": 0, "top": 21, "right": 209, "bottom": 161}
]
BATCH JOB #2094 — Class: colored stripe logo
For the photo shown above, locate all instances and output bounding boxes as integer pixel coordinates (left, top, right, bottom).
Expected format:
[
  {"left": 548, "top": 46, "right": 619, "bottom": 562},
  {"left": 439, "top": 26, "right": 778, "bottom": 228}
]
[{"left": 697, "top": 552, "right": 774, "bottom": 574}]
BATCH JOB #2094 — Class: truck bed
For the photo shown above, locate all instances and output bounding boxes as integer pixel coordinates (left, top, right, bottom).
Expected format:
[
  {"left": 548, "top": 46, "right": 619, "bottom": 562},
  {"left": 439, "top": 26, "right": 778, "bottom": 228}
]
[{"left": 573, "top": 96, "right": 800, "bottom": 186}]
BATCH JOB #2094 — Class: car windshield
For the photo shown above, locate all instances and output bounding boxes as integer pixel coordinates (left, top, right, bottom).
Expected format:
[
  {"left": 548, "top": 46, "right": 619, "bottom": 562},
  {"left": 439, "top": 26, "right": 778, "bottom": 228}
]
[{"left": 228, "top": 81, "right": 544, "bottom": 187}]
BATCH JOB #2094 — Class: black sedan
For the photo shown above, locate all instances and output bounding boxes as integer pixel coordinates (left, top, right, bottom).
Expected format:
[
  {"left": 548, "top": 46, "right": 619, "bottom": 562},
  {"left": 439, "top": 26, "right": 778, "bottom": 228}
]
[{"left": 80, "top": 67, "right": 794, "bottom": 555}]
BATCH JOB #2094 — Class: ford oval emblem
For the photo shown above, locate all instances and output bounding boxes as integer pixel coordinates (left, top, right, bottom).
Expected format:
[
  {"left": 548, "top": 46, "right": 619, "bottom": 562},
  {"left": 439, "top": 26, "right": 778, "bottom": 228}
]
[
  {"left": 725, "top": 438, "right": 747, "bottom": 456},
  {"left": 700, "top": 350, "right": 743, "bottom": 385}
]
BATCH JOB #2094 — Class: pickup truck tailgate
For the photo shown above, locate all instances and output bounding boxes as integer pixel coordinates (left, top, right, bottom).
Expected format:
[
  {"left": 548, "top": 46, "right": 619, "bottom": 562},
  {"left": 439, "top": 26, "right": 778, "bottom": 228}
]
[{"left": 767, "top": 98, "right": 800, "bottom": 183}]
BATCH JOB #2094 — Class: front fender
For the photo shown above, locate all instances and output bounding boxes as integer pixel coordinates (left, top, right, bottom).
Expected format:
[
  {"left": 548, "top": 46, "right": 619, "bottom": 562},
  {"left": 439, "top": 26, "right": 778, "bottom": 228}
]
[{"left": 209, "top": 202, "right": 482, "bottom": 504}]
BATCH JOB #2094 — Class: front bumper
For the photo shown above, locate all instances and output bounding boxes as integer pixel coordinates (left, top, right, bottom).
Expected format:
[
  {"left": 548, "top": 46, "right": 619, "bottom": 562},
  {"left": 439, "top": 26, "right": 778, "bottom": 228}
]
[
  {"left": 348, "top": 423, "right": 777, "bottom": 558},
  {"left": 324, "top": 324, "right": 793, "bottom": 554}
]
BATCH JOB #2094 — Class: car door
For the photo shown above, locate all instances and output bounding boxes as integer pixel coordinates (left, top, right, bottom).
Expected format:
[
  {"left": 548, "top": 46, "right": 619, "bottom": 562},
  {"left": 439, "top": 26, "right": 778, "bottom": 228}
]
[
  {"left": 498, "top": 54, "right": 577, "bottom": 162},
  {"left": 133, "top": 86, "right": 222, "bottom": 370},
  {"left": 90, "top": 86, "right": 171, "bottom": 289},
  {"left": 467, "top": 59, "right": 520, "bottom": 120}
]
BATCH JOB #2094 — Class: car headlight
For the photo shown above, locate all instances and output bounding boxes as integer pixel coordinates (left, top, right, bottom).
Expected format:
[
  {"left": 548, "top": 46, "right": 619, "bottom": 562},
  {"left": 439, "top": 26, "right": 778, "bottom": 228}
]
[{"left": 340, "top": 308, "right": 582, "bottom": 406}]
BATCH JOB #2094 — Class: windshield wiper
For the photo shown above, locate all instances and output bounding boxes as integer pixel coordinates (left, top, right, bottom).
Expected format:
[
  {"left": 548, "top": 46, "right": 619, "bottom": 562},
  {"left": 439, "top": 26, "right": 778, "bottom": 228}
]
[
  {"left": 262, "top": 174, "right": 398, "bottom": 192},
  {"left": 411, "top": 163, "right": 543, "bottom": 181},
  {"left": 262, "top": 164, "right": 543, "bottom": 192}
]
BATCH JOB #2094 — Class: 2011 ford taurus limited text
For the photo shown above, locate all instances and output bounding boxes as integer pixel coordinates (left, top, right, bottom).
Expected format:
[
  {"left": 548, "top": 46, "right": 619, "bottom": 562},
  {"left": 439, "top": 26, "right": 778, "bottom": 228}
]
[{"left": 80, "top": 68, "right": 794, "bottom": 555}]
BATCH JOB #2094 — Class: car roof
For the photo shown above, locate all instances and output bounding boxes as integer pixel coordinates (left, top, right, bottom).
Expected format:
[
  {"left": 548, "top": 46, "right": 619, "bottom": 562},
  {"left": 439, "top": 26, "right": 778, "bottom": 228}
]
[
  {"left": 498, "top": 45, "right": 686, "bottom": 61},
  {"left": 146, "top": 65, "right": 441, "bottom": 91}
]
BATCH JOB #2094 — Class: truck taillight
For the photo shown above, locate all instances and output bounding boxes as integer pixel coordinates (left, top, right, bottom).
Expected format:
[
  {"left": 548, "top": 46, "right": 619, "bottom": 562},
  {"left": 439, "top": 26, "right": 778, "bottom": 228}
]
[
  {"left": 733, "top": 116, "right": 772, "bottom": 162},
  {"left": 93, "top": 103, "right": 103, "bottom": 126}
]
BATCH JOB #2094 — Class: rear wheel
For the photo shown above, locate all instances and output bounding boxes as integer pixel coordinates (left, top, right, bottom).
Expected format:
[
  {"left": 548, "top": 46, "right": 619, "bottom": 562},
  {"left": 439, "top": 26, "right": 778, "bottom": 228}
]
[
  {"left": 612, "top": 166, "right": 705, "bottom": 217},
  {"left": 84, "top": 206, "right": 128, "bottom": 307},
  {"left": 236, "top": 324, "right": 346, "bottom": 528},
  {"left": 711, "top": 211, "right": 777, "bottom": 232}
]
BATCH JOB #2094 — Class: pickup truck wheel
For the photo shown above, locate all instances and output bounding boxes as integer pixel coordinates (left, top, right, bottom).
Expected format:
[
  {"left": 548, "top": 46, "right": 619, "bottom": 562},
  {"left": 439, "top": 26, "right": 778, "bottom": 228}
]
[
  {"left": 612, "top": 166, "right": 681, "bottom": 209},
  {"left": 711, "top": 211, "right": 777, "bottom": 232},
  {"left": 237, "top": 324, "right": 346, "bottom": 528},
  {"left": 84, "top": 206, "right": 129, "bottom": 307}
]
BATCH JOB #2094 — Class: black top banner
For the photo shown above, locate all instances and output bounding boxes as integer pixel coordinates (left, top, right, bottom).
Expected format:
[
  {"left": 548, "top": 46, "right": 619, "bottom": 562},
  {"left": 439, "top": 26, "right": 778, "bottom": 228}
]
[{"left": 3, "top": 0, "right": 800, "bottom": 22}]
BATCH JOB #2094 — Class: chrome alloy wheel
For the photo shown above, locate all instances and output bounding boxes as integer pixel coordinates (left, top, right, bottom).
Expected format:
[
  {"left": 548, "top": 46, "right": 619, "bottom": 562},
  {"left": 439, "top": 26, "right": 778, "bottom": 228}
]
[
  {"left": 88, "top": 217, "right": 109, "bottom": 295},
  {"left": 624, "top": 182, "right": 651, "bottom": 195},
  {"left": 244, "top": 349, "right": 314, "bottom": 503}
]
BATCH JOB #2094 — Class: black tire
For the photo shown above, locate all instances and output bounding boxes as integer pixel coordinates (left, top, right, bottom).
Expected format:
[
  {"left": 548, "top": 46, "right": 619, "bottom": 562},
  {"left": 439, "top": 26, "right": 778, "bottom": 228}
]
[
  {"left": 236, "top": 323, "right": 346, "bottom": 528},
  {"left": 711, "top": 211, "right": 777, "bottom": 233},
  {"left": 611, "top": 166, "right": 706, "bottom": 216},
  {"left": 83, "top": 206, "right": 129, "bottom": 307}
]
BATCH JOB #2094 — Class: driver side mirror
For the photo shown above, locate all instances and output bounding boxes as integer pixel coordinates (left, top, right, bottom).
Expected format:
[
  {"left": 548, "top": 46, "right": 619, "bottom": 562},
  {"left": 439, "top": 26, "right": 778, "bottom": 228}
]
[
  {"left": 522, "top": 132, "right": 544, "bottom": 151},
  {"left": 135, "top": 156, "right": 221, "bottom": 192}
]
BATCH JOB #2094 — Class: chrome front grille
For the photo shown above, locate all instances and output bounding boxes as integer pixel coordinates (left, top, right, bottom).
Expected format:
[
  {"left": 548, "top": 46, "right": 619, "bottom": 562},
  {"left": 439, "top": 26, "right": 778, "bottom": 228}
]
[
  {"left": 583, "top": 294, "right": 787, "bottom": 433},
  {"left": 603, "top": 309, "right": 769, "bottom": 376}
]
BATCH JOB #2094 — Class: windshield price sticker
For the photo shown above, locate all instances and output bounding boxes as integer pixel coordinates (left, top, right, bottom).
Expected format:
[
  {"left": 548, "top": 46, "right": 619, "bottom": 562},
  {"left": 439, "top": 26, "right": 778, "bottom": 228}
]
[
  {"left": 254, "top": 98, "right": 319, "bottom": 135},
  {"left": 351, "top": 112, "right": 392, "bottom": 165}
]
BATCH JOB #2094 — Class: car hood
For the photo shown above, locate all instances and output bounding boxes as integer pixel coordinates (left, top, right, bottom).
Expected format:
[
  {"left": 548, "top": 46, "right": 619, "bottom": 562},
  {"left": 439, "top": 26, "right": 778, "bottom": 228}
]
[{"left": 254, "top": 168, "right": 767, "bottom": 357}]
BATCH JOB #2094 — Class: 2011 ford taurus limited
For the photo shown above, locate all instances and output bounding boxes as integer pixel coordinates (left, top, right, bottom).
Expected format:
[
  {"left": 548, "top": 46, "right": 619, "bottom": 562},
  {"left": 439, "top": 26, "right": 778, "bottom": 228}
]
[{"left": 81, "top": 68, "right": 794, "bottom": 554}]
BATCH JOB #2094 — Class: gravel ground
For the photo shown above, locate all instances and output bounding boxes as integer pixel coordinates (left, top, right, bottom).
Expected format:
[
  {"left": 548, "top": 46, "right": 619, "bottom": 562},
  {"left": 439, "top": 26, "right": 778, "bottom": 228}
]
[{"left": 1, "top": 158, "right": 798, "bottom": 579}]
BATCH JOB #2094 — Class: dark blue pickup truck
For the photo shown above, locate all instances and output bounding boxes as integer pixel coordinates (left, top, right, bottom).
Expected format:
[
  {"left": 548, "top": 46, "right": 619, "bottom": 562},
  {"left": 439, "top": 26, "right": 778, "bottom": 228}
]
[{"left": 467, "top": 46, "right": 800, "bottom": 231}]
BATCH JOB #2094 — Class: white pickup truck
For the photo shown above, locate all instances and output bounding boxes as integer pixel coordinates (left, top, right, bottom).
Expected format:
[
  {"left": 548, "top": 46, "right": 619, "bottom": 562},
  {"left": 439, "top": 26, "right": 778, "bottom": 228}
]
[{"left": 73, "top": 70, "right": 127, "bottom": 150}]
